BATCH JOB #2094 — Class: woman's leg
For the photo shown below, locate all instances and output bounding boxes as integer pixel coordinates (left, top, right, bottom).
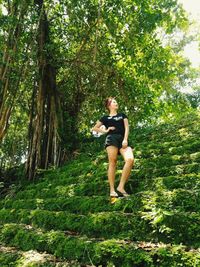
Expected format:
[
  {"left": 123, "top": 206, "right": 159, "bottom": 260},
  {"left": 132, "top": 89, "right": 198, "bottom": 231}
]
[
  {"left": 106, "top": 145, "right": 118, "bottom": 195},
  {"left": 117, "top": 146, "right": 134, "bottom": 193}
]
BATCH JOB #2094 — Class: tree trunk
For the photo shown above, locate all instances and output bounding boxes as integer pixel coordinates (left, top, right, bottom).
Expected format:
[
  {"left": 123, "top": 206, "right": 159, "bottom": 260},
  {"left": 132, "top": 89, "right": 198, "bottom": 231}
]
[{"left": 26, "top": 0, "right": 63, "bottom": 180}]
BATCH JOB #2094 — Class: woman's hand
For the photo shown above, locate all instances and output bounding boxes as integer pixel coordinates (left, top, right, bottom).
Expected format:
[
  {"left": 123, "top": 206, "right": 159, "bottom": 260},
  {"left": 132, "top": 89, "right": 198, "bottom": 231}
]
[
  {"left": 106, "top": 126, "right": 116, "bottom": 133},
  {"left": 122, "top": 139, "right": 128, "bottom": 148}
]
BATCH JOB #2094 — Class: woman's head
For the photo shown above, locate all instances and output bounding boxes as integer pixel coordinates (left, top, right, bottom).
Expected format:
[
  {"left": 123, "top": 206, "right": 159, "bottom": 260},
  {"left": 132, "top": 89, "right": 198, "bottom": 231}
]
[{"left": 105, "top": 97, "right": 118, "bottom": 111}]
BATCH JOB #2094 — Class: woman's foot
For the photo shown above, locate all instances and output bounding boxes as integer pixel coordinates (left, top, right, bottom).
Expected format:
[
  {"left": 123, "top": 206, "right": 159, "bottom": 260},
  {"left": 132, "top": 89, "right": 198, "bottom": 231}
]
[
  {"left": 110, "top": 191, "right": 118, "bottom": 197},
  {"left": 116, "top": 187, "right": 130, "bottom": 197}
]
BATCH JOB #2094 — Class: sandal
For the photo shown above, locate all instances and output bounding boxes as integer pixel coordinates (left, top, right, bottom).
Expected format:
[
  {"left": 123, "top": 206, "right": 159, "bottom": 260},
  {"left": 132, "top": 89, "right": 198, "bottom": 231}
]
[
  {"left": 116, "top": 190, "right": 130, "bottom": 197},
  {"left": 110, "top": 191, "right": 118, "bottom": 197}
]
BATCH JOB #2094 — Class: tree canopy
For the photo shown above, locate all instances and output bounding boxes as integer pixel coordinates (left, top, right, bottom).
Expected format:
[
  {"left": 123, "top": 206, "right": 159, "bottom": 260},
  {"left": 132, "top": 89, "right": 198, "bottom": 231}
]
[{"left": 0, "top": 0, "right": 199, "bottom": 178}]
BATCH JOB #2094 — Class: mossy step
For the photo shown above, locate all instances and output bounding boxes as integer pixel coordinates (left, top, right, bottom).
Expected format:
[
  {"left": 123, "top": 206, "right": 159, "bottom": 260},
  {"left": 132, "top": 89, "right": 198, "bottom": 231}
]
[
  {"left": 4, "top": 163, "right": 199, "bottom": 201},
  {"left": 14, "top": 179, "right": 110, "bottom": 199},
  {"left": 45, "top": 157, "right": 103, "bottom": 180},
  {"left": 138, "top": 173, "right": 200, "bottom": 189},
  {"left": 20, "top": 168, "right": 199, "bottom": 207},
  {"left": 1, "top": 223, "right": 200, "bottom": 266},
  {"left": 135, "top": 151, "right": 200, "bottom": 169},
  {"left": 80, "top": 127, "right": 200, "bottom": 158},
  {"left": 135, "top": 139, "right": 200, "bottom": 159},
  {"left": 1, "top": 207, "right": 200, "bottom": 246},
  {"left": 79, "top": 133, "right": 200, "bottom": 162},
  {"left": 140, "top": 210, "right": 200, "bottom": 246},
  {"left": 132, "top": 162, "right": 200, "bottom": 180},
  {"left": 0, "top": 209, "right": 152, "bottom": 241},
  {"left": 26, "top": 161, "right": 200, "bottom": 195},
  {"left": 23, "top": 168, "right": 200, "bottom": 201},
  {"left": 22, "top": 140, "right": 200, "bottom": 190},
  {"left": 0, "top": 195, "right": 142, "bottom": 214},
  {"left": 129, "top": 129, "right": 200, "bottom": 144},
  {"left": 0, "top": 245, "right": 86, "bottom": 267},
  {"left": 13, "top": 162, "right": 200, "bottom": 199},
  {"left": 0, "top": 246, "right": 21, "bottom": 267},
  {"left": 22, "top": 171, "right": 109, "bottom": 192},
  {"left": 53, "top": 138, "right": 200, "bottom": 172},
  {"left": 139, "top": 188, "right": 200, "bottom": 214},
  {"left": 129, "top": 163, "right": 200, "bottom": 190},
  {"left": 132, "top": 116, "right": 200, "bottom": 142},
  {"left": 132, "top": 173, "right": 200, "bottom": 192},
  {"left": 84, "top": 137, "right": 200, "bottom": 161},
  {"left": 1, "top": 185, "right": 200, "bottom": 215},
  {"left": 132, "top": 127, "right": 200, "bottom": 144},
  {"left": 135, "top": 132, "right": 200, "bottom": 148},
  {"left": 158, "top": 188, "right": 200, "bottom": 212}
]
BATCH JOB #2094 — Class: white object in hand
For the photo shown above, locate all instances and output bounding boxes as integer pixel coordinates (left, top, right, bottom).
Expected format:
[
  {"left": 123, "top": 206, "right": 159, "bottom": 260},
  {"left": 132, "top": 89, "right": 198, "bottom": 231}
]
[{"left": 92, "top": 125, "right": 106, "bottom": 137}]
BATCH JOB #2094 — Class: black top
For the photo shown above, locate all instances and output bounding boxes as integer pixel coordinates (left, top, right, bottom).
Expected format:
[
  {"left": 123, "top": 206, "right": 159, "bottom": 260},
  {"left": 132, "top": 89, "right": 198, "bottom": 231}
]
[{"left": 99, "top": 113, "right": 128, "bottom": 136}]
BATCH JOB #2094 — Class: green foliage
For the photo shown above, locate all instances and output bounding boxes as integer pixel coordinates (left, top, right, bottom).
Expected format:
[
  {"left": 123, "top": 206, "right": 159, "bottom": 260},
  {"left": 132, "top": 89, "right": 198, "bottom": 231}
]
[
  {"left": 0, "top": 106, "right": 29, "bottom": 168},
  {"left": 0, "top": 0, "right": 197, "bottom": 170},
  {"left": 185, "top": 87, "right": 200, "bottom": 109}
]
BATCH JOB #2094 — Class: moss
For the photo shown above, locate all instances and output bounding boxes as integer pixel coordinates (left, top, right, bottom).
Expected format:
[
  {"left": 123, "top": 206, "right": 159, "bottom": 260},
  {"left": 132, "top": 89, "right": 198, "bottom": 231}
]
[
  {"left": 135, "top": 139, "right": 200, "bottom": 159},
  {"left": 132, "top": 163, "right": 200, "bottom": 182},
  {"left": 1, "top": 223, "right": 200, "bottom": 266},
  {"left": 3, "top": 206, "right": 200, "bottom": 246},
  {"left": 1, "top": 112, "right": 200, "bottom": 266},
  {"left": 0, "top": 251, "right": 21, "bottom": 267},
  {"left": 93, "top": 240, "right": 153, "bottom": 266},
  {"left": 0, "top": 209, "right": 152, "bottom": 240}
]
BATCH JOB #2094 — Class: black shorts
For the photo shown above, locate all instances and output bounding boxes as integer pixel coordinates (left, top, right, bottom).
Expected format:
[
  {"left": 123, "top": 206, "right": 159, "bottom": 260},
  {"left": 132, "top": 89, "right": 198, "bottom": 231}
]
[{"left": 104, "top": 134, "right": 124, "bottom": 153}]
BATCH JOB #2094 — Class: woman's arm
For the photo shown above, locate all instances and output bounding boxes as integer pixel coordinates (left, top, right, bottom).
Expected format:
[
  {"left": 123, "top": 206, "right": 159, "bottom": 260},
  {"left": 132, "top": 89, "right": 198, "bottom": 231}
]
[
  {"left": 92, "top": 121, "right": 106, "bottom": 133},
  {"left": 122, "top": 118, "right": 129, "bottom": 148},
  {"left": 92, "top": 121, "right": 115, "bottom": 134}
]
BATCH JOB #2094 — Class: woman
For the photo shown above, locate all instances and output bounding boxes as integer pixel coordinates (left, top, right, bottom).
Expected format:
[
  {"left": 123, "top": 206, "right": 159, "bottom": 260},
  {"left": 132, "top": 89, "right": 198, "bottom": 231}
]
[{"left": 92, "top": 97, "right": 134, "bottom": 198}]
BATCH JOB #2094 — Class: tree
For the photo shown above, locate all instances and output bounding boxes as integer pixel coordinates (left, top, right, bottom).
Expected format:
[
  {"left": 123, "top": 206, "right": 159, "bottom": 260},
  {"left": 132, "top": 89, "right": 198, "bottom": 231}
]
[
  {"left": 0, "top": 0, "right": 197, "bottom": 178},
  {"left": 26, "top": 0, "right": 64, "bottom": 180}
]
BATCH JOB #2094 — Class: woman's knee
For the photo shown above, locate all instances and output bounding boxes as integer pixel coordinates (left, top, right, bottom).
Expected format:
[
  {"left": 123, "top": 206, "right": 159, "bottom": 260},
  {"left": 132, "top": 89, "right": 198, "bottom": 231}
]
[
  {"left": 109, "top": 158, "right": 117, "bottom": 166},
  {"left": 125, "top": 157, "right": 134, "bottom": 166}
]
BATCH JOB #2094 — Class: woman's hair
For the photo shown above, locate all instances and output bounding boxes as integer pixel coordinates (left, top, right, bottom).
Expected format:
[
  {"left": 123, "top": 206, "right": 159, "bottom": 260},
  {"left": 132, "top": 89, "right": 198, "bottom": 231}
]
[{"left": 105, "top": 97, "right": 115, "bottom": 110}]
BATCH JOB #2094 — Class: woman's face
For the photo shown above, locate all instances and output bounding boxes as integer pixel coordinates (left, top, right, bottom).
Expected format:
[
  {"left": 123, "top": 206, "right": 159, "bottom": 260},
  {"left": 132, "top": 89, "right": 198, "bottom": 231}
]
[{"left": 109, "top": 99, "right": 118, "bottom": 110}]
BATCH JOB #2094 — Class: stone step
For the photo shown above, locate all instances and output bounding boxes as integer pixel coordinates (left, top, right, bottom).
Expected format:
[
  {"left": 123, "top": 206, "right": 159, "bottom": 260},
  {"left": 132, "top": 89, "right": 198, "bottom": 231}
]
[
  {"left": 132, "top": 117, "right": 200, "bottom": 143},
  {"left": 0, "top": 246, "right": 21, "bottom": 267},
  {"left": 131, "top": 162, "right": 200, "bottom": 182},
  {"left": 12, "top": 163, "right": 200, "bottom": 201},
  {"left": 0, "top": 195, "right": 141, "bottom": 214},
  {"left": 0, "top": 245, "right": 87, "bottom": 266},
  {"left": 135, "top": 139, "right": 200, "bottom": 159},
  {"left": 1, "top": 223, "right": 200, "bottom": 266},
  {"left": 0, "top": 209, "right": 152, "bottom": 241},
  {"left": 135, "top": 151, "right": 200, "bottom": 169},
  {"left": 130, "top": 173, "right": 200, "bottom": 192},
  {"left": 1, "top": 207, "right": 200, "bottom": 246},
  {"left": 1, "top": 181, "right": 200, "bottom": 214}
]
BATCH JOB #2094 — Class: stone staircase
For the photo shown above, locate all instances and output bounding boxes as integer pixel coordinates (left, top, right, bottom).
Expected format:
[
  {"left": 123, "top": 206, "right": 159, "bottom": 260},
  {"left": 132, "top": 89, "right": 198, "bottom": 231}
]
[{"left": 0, "top": 112, "right": 200, "bottom": 266}]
